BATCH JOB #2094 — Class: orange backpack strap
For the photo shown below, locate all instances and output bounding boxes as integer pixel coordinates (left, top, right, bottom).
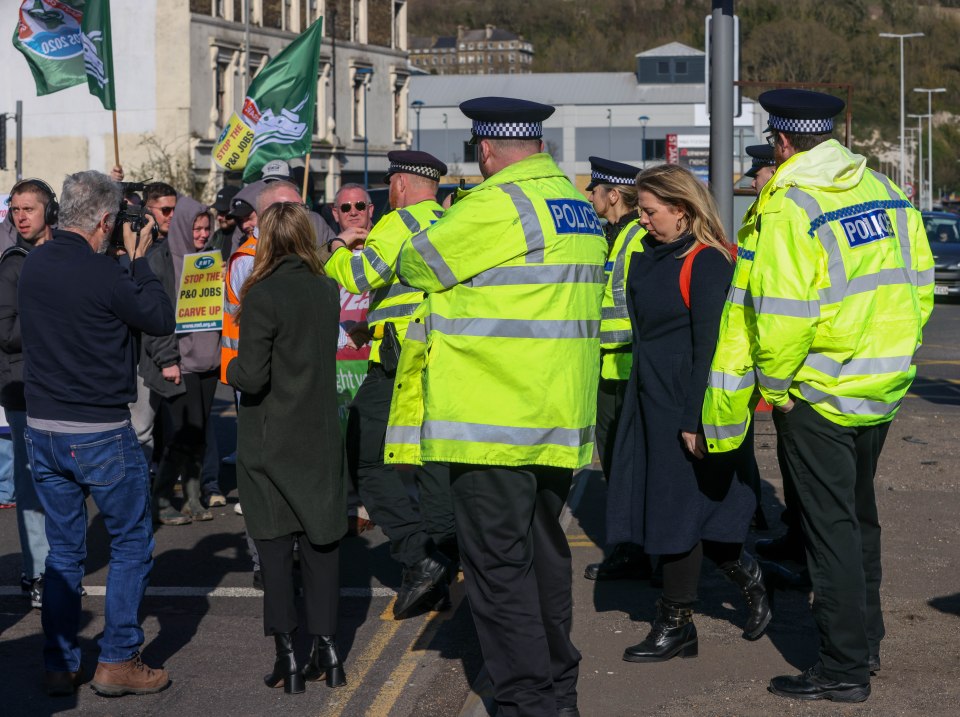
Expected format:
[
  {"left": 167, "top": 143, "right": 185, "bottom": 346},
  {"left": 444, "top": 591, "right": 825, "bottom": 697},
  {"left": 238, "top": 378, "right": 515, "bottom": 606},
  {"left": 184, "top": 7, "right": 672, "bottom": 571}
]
[{"left": 679, "top": 242, "right": 737, "bottom": 310}]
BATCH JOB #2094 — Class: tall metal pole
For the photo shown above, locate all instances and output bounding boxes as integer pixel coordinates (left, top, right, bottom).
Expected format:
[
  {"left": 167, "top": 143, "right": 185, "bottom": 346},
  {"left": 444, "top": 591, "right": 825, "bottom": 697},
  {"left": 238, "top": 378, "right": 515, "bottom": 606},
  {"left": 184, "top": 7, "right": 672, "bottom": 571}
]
[
  {"left": 606, "top": 109, "right": 612, "bottom": 157},
  {"left": 638, "top": 115, "right": 649, "bottom": 169},
  {"left": 243, "top": 0, "right": 251, "bottom": 94},
  {"left": 879, "top": 33, "right": 923, "bottom": 189},
  {"left": 15, "top": 100, "right": 22, "bottom": 182},
  {"left": 915, "top": 87, "right": 946, "bottom": 211},
  {"left": 709, "top": 0, "right": 734, "bottom": 240},
  {"left": 442, "top": 113, "right": 448, "bottom": 163},
  {"left": 908, "top": 113, "right": 925, "bottom": 207},
  {"left": 411, "top": 100, "right": 424, "bottom": 150}
]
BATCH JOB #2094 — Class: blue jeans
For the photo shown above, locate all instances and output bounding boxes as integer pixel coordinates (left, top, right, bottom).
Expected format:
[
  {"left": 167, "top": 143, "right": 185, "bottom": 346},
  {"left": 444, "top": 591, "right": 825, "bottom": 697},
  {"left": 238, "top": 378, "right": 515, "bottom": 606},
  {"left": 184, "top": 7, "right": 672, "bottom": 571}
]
[
  {"left": 0, "top": 429, "right": 14, "bottom": 503},
  {"left": 26, "top": 422, "right": 155, "bottom": 672},
  {"left": 9, "top": 410, "right": 49, "bottom": 579}
]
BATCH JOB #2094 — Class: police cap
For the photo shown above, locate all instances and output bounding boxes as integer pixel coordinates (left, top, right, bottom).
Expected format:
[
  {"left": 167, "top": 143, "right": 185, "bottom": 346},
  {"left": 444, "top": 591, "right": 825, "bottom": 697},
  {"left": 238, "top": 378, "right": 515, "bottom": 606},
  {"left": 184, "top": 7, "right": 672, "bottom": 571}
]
[
  {"left": 211, "top": 185, "right": 239, "bottom": 213},
  {"left": 383, "top": 150, "right": 448, "bottom": 183},
  {"left": 759, "top": 89, "right": 845, "bottom": 134},
  {"left": 586, "top": 156, "right": 641, "bottom": 191},
  {"left": 459, "top": 96, "right": 555, "bottom": 144},
  {"left": 744, "top": 144, "right": 776, "bottom": 178}
]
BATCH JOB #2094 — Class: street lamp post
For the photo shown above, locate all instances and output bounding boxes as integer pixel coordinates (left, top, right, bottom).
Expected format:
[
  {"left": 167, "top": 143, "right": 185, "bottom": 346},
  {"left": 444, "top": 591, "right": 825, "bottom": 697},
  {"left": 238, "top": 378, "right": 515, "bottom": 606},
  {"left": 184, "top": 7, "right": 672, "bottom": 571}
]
[
  {"left": 879, "top": 32, "right": 924, "bottom": 188},
  {"left": 638, "top": 115, "right": 649, "bottom": 169},
  {"left": 908, "top": 113, "right": 926, "bottom": 207},
  {"left": 411, "top": 99, "right": 425, "bottom": 151},
  {"left": 915, "top": 87, "right": 946, "bottom": 210},
  {"left": 442, "top": 112, "right": 449, "bottom": 164},
  {"left": 355, "top": 67, "right": 373, "bottom": 188},
  {"left": 606, "top": 108, "right": 612, "bottom": 157}
]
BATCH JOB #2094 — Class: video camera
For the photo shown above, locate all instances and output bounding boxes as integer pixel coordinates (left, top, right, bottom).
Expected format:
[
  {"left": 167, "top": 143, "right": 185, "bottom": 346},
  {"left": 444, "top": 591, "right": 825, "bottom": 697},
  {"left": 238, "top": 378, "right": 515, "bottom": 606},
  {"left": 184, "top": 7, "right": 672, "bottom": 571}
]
[{"left": 108, "top": 180, "right": 160, "bottom": 250}]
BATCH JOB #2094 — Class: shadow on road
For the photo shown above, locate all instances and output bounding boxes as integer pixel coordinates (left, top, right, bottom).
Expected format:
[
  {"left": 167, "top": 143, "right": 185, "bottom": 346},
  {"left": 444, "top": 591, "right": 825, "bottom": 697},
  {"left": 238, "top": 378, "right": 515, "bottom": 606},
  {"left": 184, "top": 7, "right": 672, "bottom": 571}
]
[{"left": 928, "top": 592, "right": 960, "bottom": 617}]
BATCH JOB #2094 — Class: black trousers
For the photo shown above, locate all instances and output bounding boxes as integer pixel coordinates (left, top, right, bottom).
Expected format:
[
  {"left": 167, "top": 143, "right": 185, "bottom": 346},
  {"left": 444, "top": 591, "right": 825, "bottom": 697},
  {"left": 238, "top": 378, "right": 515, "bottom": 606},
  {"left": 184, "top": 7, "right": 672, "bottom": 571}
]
[
  {"left": 773, "top": 400, "right": 888, "bottom": 683},
  {"left": 154, "top": 370, "right": 218, "bottom": 503},
  {"left": 450, "top": 465, "right": 580, "bottom": 717},
  {"left": 660, "top": 540, "right": 743, "bottom": 605},
  {"left": 255, "top": 534, "right": 340, "bottom": 636},
  {"left": 595, "top": 377, "right": 627, "bottom": 480},
  {"left": 346, "top": 364, "right": 456, "bottom": 567}
]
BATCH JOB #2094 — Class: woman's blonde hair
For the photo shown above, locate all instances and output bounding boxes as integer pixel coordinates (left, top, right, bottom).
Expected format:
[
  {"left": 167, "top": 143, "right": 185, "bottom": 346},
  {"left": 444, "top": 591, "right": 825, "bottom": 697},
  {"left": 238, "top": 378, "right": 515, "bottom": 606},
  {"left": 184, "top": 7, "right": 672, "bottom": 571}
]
[
  {"left": 235, "top": 202, "right": 324, "bottom": 323},
  {"left": 598, "top": 181, "right": 639, "bottom": 210},
  {"left": 635, "top": 164, "right": 734, "bottom": 263}
]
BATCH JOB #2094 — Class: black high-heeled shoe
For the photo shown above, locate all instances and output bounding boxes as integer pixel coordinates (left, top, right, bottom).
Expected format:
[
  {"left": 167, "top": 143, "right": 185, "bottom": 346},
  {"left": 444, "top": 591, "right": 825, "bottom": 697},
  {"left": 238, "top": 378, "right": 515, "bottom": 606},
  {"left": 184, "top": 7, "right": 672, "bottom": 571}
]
[
  {"left": 264, "top": 633, "right": 305, "bottom": 694},
  {"left": 301, "top": 635, "right": 346, "bottom": 687}
]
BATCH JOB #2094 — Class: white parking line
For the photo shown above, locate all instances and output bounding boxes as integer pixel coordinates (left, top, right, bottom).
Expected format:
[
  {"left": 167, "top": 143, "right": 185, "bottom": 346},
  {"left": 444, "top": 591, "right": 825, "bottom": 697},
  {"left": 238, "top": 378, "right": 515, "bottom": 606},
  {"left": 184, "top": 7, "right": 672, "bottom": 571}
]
[{"left": 0, "top": 586, "right": 396, "bottom": 598}]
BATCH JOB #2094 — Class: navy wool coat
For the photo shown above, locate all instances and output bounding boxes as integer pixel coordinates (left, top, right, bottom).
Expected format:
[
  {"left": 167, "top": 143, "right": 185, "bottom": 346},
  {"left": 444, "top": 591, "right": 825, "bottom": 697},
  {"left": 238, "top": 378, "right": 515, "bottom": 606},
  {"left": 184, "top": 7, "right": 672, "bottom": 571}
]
[{"left": 606, "top": 234, "right": 756, "bottom": 555}]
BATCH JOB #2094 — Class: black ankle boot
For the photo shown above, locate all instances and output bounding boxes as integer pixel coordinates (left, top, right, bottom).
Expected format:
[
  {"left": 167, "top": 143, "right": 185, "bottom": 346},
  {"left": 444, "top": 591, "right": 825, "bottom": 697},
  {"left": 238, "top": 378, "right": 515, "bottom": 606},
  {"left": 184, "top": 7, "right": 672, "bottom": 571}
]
[
  {"left": 623, "top": 599, "right": 698, "bottom": 663},
  {"left": 264, "top": 633, "right": 305, "bottom": 693},
  {"left": 720, "top": 553, "right": 772, "bottom": 640},
  {"left": 301, "top": 635, "right": 346, "bottom": 687}
]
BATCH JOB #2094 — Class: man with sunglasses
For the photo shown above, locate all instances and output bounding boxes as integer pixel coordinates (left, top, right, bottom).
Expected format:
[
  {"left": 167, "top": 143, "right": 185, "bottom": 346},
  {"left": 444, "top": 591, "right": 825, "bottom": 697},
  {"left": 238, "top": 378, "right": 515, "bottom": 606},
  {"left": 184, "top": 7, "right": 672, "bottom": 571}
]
[
  {"left": 331, "top": 184, "right": 374, "bottom": 245},
  {"left": 325, "top": 151, "right": 456, "bottom": 620},
  {"left": 144, "top": 183, "right": 177, "bottom": 239}
]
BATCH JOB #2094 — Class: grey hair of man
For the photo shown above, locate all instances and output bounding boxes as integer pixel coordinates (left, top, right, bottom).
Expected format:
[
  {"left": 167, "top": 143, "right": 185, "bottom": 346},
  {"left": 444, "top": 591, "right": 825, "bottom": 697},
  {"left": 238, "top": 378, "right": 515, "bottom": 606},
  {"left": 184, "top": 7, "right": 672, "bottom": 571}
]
[
  {"left": 257, "top": 180, "right": 302, "bottom": 214},
  {"left": 333, "top": 182, "right": 371, "bottom": 205},
  {"left": 58, "top": 170, "right": 122, "bottom": 237}
]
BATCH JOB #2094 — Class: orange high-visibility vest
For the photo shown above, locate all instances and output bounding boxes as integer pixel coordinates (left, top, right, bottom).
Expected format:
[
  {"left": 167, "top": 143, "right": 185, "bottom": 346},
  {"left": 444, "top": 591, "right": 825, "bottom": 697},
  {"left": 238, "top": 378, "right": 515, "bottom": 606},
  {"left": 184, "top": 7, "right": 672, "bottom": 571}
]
[{"left": 220, "top": 236, "right": 257, "bottom": 383}]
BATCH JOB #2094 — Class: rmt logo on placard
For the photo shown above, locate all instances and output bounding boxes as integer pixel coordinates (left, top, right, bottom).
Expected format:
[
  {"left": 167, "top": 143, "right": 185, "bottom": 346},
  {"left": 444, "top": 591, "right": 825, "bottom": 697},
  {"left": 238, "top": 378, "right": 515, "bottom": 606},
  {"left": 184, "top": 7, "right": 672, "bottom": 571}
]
[{"left": 194, "top": 255, "right": 216, "bottom": 270}]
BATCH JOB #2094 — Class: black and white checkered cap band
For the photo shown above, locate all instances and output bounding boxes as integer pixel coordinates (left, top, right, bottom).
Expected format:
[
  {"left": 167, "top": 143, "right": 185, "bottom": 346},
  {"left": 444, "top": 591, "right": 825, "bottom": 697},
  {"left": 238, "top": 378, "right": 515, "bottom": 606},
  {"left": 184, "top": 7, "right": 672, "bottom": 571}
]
[
  {"left": 390, "top": 163, "right": 441, "bottom": 181},
  {"left": 591, "top": 170, "right": 634, "bottom": 185},
  {"left": 768, "top": 114, "right": 834, "bottom": 134},
  {"left": 751, "top": 158, "right": 776, "bottom": 169},
  {"left": 471, "top": 120, "right": 542, "bottom": 138}
]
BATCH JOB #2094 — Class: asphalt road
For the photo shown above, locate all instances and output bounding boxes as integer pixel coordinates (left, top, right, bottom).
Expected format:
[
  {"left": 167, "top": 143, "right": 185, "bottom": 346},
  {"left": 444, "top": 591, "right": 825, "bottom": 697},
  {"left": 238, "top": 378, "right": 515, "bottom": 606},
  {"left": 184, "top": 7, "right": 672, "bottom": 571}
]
[{"left": 2, "top": 301, "right": 959, "bottom": 716}]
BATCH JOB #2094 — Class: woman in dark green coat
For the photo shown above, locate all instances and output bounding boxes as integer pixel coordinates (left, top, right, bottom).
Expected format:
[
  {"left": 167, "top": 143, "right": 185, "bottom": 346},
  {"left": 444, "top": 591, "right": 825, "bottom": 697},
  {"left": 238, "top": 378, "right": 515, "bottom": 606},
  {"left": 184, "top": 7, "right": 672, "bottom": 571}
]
[{"left": 226, "top": 202, "right": 346, "bottom": 694}]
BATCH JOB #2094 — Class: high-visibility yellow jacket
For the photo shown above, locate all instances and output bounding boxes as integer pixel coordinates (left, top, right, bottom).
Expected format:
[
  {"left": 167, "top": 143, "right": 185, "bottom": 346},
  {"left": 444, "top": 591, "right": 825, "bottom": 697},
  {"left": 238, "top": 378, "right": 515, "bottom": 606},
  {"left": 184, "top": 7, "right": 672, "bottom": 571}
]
[
  {"left": 384, "top": 152, "right": 608, "bottom": 469},
  {"left": 220, "top": 236, "right": 257, "bottom": 383},
  {"left": 703, "top": 139, "right": 934, "bottom": 452},
  {"left": 324, "top": 200, "right": 443, "bottom": 363},
  {"left": 600, "top": 217, "right": 646, "bottom": 380}
]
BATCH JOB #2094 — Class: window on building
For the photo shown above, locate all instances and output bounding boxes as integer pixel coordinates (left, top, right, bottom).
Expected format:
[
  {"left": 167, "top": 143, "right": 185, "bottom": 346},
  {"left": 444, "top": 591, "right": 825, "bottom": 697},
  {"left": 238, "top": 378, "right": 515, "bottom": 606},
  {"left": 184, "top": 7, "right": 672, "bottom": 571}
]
[
  {"left": 233, "top": 0, "right": 242, "bottom": 20},
  {"left": 488, "top": 54, "right": 493, "bottom": 63},
  {"left": 644, "top": 138, "right": 667, "bottom": 161},
  {"left": 459, "top": 42, "right": 466, "bottom": 50},
  {"left": 657, "top": 61, "right": 669, "bottom": 75},
  {"left": 468, "top": 43, "right": 474, "bottom": 50},
  {"left": 509, "top": 53, "right": 515, "bottom": 63},
  {"left": 369, "top": 0, "right": 393, "bottom": 46},
  {"left": 190, "top": 0, "right": 209, "bottom": 13},
  {"left": 676, "top": 61, "right": 688, "bottom": 75},
  {"left": 262, "top": 0, "right": 282, "bottom": 28},
  {"left": 215, "top": 60, "right": 228, "bottom": 126}
]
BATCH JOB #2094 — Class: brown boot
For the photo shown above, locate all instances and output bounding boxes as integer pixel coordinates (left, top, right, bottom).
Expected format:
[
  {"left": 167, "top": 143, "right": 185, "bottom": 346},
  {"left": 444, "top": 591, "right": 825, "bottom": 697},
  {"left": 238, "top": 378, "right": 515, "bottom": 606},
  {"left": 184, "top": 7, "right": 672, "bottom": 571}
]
[
  {"left": 91, "top": 653, "right": 170, "bottom": 696},
  {"left": 44, "top": 669, "right": 84, "bottom": 696}
]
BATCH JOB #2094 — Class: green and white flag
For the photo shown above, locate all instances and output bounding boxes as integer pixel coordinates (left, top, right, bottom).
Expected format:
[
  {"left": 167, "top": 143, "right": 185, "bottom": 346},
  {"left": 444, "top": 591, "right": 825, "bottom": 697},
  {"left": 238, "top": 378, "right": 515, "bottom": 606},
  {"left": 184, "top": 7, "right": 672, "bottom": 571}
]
[
  {"left": 12, "top": 0, "right": 86, "bottom": 96},
  {"left": 240, "top": 18, "right": 323, "bottom": 182},
  {"left": 80, "top": 0, "right": 114, "bottom": 110}
]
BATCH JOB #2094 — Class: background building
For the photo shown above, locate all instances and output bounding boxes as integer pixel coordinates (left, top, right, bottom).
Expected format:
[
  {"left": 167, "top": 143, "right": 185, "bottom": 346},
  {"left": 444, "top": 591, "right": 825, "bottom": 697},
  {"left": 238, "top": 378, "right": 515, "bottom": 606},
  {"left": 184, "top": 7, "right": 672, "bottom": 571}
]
[
  {"left": 0, "top": 0, "right": 413, "bottom": 202},
  {"left": 409, "top": 25, "right": 534, "bottom": 75}
]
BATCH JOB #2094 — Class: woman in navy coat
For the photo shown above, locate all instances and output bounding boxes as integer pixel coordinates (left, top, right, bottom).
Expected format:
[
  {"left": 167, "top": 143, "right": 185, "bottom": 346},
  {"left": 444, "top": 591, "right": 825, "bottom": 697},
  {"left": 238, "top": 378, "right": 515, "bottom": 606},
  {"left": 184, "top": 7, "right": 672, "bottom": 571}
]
[{"left": 608, "top": 164, "right": 770, "bottom": 663}]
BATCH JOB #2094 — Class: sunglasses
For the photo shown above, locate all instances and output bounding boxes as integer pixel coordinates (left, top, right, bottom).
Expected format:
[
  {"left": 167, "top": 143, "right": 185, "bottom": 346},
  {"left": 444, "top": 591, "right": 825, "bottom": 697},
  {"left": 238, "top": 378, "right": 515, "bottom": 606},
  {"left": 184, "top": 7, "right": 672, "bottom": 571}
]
[
  {"left": 764, "top": 131, "right": 778, "bottom": 148},
  {"left": 338, "top": 201, "right": 368, "bottom": 213},
  {"left": 150, "top": 205, "right": 175, "bottom": 216}
]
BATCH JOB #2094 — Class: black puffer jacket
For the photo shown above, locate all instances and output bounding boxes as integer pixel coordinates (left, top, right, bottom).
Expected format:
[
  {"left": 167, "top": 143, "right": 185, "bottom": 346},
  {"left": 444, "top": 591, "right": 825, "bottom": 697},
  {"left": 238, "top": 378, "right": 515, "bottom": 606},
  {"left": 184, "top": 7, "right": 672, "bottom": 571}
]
[{"left": 0, "top": 236, "right": 34, "bottom": 410}]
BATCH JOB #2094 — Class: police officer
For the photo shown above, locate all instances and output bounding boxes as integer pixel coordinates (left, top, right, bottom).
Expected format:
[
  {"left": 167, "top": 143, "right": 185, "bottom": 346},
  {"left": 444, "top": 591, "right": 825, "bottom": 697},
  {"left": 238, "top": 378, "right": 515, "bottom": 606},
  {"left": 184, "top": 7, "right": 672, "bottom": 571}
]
[
  {"left": 743, "top": 144, "right": 777, "bottom": 194},
  {"left": 324, "top": 150, "right": 457, "bottom": 619},
  {"left": 582, "top": 157, "right": 651, "bottom": 582},
  {"left": 385, "top": 97, "right": 606, "bottom": 717},
  {"left": 702, "top": 89, "right": 934, "bottom": 702}
]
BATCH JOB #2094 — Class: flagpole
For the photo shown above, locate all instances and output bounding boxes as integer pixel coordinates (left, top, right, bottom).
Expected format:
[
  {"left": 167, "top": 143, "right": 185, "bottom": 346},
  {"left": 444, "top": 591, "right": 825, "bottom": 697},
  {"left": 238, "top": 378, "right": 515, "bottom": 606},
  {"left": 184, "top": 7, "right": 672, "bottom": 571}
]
[
  {"left": 302, "top": 153, "right": 311, "bottom": 201},
  {"left": 111, "top": 110, "right": 120, "bottom": 168}
]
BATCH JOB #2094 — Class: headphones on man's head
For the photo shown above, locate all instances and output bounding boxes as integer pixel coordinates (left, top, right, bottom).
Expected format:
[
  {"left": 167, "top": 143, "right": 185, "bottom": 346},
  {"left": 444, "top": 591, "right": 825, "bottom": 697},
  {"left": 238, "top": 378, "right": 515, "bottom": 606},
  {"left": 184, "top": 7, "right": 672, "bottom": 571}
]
[{"left": 10, "top": 178, "right": 59, "bottom": 227}]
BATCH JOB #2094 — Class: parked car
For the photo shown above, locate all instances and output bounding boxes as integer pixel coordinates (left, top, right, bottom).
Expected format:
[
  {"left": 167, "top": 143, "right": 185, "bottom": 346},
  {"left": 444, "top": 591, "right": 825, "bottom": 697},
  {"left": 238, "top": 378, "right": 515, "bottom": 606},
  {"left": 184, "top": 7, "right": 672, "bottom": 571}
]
[{"left": 922, "top": 210, "right": 960, "bottom": 298}]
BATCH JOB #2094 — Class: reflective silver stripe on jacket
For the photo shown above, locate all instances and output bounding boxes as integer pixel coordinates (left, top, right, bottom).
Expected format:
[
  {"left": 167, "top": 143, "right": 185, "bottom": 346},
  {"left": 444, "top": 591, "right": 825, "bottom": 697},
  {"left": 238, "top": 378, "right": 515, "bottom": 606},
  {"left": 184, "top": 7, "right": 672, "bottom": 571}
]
[
  {"left": 408, "top": 230, "right": 458, "bottom": 288},
  {"left": 753, "top": 295, "right": 819, "bottom": 318},
  {"left": 367, "top": 303, "right": 417, "bottom": 323},
  {"left": 370, "top": 282, "right": 421, "bottom": 306},
  {"left": 499, "top": 183, "right": 545, "bottom": 263},
  {"left": 385, "top": 425, "right": 420, "bottom": 446},
  {"left": 600, "top": 329, "right": 631, "bottom": 343},
  {"left": 803, "top": 352, "right": 914, "bottom": 380},
  {"left": 221, "top": 335, "right": 239, "bottom": 350},
  {"left": 709, "top": 370, "right": 756, "bottom": 393},
  {"left": 756, "top": 367, "right": 792, "bottom": 391},
  {"left": 427, "top": 315, "right": 599, "bottom": 340},
  {"left": 798, "top": 384, "right": 901, "bottom": 416},
  {"left": 607, "top": 224, "right": 643, "bottom": 321},
  {"left": 702, "top": 418, "right": 749, "bottom": 441},
  {"left": 467, "top": 263, "right": 605, "bottom": 288},
  {"left": 363, "top": 248, "right": 393, "bottom": 283},
  {"left": 395, "top": 209, "right": 421, "bottom": 234},
  {"left": 223, "top": 301, "right": 238, "bottom": 316},
  {"left": 871, "top": 170, "right": 914, "bottom": 275},
  {"left": 421, "top": 420, "right": 594, "bottom": 449},
  {"left": 405, "top": 321, "right": 426, "bottom": 342}
]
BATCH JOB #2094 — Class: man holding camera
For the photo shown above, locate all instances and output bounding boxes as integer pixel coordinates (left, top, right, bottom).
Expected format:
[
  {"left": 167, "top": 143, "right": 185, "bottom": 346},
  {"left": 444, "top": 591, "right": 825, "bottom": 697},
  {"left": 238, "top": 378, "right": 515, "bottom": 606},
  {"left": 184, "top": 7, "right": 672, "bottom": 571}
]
[{"left": 19, "top": 170, "right": 174, "bottom": 697}]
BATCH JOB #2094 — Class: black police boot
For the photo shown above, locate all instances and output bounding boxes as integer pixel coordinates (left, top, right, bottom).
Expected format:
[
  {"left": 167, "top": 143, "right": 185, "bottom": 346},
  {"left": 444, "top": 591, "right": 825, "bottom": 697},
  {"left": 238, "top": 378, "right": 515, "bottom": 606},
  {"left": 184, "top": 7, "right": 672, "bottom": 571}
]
[
  {"left": 720, "top": 553, "right": 772, "bottom": 640},
  {"left": 264, "top": 633, "right": 305, "bottom": 694},
  {"left": 758, "top": 559, "right": 811, "bottom": 592},
  {"left": 754, "top": 532, "right": 805, "bottom": 563},
  {"left": 768, "top": 663, "right": 870, "bottom": 703},
  {"left": 301, "top": 635, "right": 346, "bottom": 688},
  {"left": 393, "top": 554, "right": 450, "bottom": 619},
  {"left": 584, "top": 543, "right": 651, "bottom": 581},
  {"left": 623, "top": 599, "right": 697, "bottom": 663}
]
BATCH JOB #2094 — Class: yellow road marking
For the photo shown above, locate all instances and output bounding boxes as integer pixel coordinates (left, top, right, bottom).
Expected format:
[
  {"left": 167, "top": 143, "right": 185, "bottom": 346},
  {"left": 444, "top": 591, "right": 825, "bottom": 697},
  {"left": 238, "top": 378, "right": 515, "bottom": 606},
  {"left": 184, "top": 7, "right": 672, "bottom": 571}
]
[
  {"left": 567, "top": 541, "right": 597, "bottom": 548},
  {"left": 322, "top": 595, "right": 404, "bottom": 717},
  {"left": 365, "top": 578, "right": 467, "bottom": 716}
]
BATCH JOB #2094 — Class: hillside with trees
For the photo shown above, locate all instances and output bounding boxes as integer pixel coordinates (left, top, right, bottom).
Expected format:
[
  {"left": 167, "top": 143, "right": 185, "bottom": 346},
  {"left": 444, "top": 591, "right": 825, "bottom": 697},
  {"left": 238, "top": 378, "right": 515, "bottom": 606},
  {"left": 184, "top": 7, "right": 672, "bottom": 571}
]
[{"left": 410, "top": 0, "right": 960, "bottom": 195}]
